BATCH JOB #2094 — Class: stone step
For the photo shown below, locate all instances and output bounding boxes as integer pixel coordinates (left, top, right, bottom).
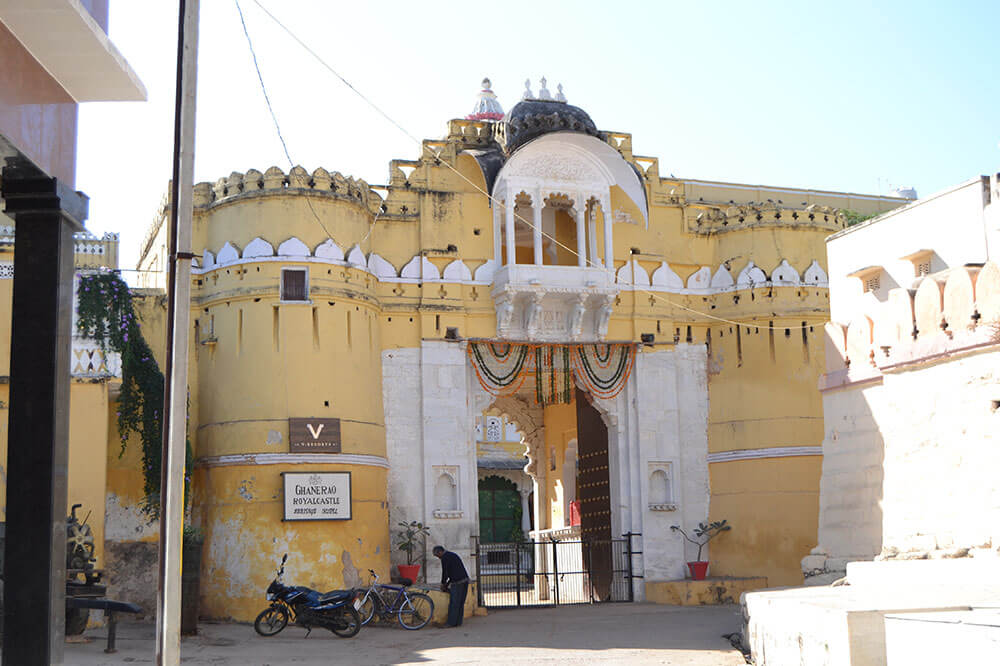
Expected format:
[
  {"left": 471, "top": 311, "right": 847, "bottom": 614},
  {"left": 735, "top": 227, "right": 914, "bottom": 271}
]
[
  {"left": 847, "top": 558, "right": 1000, "bottom": 589},
  {"left": 885, "top": 608, "right": 1000, "bottom": 665}
]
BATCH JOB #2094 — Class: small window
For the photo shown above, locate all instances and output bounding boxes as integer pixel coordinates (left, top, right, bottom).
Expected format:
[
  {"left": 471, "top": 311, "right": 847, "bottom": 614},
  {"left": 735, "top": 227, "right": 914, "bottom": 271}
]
[
  {"left": 281, "top": 268, "right": 308, "bottom": 302},
  {"left": 865, "top": 275, "right": 881, "bottom": 292},
  {"left": 917, "top": 261, "right": 931, "bottom": 277}
]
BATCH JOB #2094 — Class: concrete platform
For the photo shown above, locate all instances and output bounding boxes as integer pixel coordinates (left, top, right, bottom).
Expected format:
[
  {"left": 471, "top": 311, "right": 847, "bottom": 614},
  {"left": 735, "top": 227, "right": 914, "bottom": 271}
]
[
  {"left": 647, "top": 577, "right": 768, "bottom": 606},
  {"left": 743, "top": 559, "right": 1000, "bottom": 665},
  {"left": 885, "top": 608, "right": 1000, "bottom": 665}
]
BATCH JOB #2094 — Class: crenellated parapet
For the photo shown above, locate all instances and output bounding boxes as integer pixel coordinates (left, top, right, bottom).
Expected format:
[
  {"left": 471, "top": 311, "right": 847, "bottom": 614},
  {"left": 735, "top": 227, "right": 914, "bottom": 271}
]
[
  {"left": 191, "top": 165, "right": 383, "bottom": 215},
  {"left": 615, "top": 257, "right": 828, "bottom": 293},
  {"left": 823, "top": 261, "right": 1000, "bottom": 382},
  {"left": 685, "top": 202, "right": 847, "bottom": 235}
]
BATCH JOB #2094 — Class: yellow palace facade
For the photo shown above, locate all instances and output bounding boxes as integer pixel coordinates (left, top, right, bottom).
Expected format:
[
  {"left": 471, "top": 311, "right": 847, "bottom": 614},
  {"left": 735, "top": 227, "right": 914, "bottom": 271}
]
[{"left": 120, "top": 79, "right": 907, "bottom": 619}]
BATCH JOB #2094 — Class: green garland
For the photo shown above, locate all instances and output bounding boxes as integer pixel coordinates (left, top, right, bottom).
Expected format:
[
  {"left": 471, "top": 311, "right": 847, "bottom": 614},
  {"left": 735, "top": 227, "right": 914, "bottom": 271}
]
[{"left": 76, "top": 270, "right": 190, "bottom": 517}]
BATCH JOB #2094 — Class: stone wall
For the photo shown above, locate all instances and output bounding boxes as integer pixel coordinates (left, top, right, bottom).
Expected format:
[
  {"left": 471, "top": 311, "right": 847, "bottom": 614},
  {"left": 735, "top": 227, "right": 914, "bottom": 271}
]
[
  {"left": 635, "top": 345, "right": 710, "bottom": 582},
  {"left": 879, "top": 350, "right": 1000, "bottom": 557},
  {"left": 807, "top": 383, "right": 886, "bottom": 581},
  {"left": 382, "top": 342, "right": 478, "bottom": 584},
  {"left": 817, "top": 234, "right": 1000, "bottom": 570}
]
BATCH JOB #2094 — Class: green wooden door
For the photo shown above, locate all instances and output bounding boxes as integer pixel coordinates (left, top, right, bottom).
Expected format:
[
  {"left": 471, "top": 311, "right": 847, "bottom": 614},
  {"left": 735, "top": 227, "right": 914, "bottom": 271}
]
[{"left": 478, "top": 476, "right": 521, "bottom": 543}]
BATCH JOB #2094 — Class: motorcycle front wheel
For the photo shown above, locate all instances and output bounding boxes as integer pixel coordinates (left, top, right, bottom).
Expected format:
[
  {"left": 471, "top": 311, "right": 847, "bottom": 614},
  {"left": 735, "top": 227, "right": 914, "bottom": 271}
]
[
  {"left": 254, "top": 605, "right": 289, "bottom": 636},
  {"left": 330, "top": 605, "right": 361, "bottom": 638}
]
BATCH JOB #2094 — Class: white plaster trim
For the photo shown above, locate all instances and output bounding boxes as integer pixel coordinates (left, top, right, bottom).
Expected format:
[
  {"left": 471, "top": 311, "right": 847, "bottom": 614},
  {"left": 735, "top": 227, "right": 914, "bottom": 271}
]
[
  {"left": 195, "top": 453, "right": 389, "bottom": 468},
  {"left": 432, "top": 510, "right": 464, "bottom": 519},
  {"left": 192, "top": 254, "right": 353, "bottom": 275},
  {"left": 707, "top": 446, "right": 822, "bottom": 463},
  {"left": 192, "top": 239, "right": 828, "bottom": 295}
]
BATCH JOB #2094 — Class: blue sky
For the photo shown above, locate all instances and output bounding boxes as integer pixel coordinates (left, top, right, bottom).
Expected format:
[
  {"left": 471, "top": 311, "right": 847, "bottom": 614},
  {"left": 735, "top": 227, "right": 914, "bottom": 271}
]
[{"left": 77, "top": 0, "right": 999, "bottom": 272}]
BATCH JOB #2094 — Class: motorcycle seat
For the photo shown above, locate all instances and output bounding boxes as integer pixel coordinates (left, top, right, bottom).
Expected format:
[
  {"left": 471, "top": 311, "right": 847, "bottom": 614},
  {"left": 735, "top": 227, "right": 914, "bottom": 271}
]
[{"left": 318, "top": 589, "right": 353, "bottom": 603}]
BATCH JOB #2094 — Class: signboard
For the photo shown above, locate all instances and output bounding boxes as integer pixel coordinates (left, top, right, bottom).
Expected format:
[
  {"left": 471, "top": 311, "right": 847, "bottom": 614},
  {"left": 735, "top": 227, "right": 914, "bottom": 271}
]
[
  {"left": 289, "top": 418, "right": 341, "bottom": 453},
  {"left": 283, "top": 471, "right": 351, "bottom": 521}
]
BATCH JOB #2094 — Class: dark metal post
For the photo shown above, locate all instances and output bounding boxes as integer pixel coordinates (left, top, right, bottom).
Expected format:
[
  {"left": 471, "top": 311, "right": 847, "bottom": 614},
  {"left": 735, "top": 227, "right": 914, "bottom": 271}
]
[
  {"left": 514, "top": 541, "right": 521, "bottom": 608},
  {"left": 1, "top": 166, "right": 87, "bottom": 666},
  {"left": 473, "top": 535, "right": 482, "bottom": 607},
  {"left": 625, "top": 532, "right": 635, "bottom": 602},
  {"left": 551, "top": 539, "right": 559, "bottom": 606},
  {"left": 105, "top": 610, "right": 118, "bottom": 654},
  {"left": 586, "top": 538, "right": 595, "bottom": 604}
]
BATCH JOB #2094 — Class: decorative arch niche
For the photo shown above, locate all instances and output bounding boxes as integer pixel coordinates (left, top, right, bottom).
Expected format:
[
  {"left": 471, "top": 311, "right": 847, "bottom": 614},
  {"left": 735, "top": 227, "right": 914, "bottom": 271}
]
[{"left": 432, "top": 465, "right": 461, "bottom": 518}]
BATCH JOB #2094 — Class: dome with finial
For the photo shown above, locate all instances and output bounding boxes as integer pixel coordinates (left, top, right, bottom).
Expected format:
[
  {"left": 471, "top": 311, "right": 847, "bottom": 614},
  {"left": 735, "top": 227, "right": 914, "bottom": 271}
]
[
  {"left": 500, "top": 78, "right": 599, "bottom": 155},
  {"left": 466, "top": 77, "right": 505, "bottom": 122}
]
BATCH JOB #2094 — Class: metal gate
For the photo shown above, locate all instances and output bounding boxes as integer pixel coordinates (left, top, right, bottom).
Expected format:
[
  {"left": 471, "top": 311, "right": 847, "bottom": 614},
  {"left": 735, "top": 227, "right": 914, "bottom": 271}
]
[{"left": 474, "top": 533, "right": 639, "bottom": 608}]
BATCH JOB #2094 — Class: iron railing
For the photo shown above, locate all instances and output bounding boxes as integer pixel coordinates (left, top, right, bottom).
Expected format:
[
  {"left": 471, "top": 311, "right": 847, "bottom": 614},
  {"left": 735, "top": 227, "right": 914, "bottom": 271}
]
[{"left": 474, "top": 533, "right": 638, "bottom": 609}]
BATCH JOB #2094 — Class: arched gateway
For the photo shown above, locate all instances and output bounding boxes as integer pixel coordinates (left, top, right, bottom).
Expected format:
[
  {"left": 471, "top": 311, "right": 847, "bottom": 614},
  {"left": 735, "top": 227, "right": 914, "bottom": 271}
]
[{"left": 381, "top": 86, "right": 710, "bottom": 606}]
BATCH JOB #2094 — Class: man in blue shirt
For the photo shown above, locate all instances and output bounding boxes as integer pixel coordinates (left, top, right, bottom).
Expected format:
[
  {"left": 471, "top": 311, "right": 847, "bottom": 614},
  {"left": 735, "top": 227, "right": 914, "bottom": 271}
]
[{"left": 433, "top": 545, "right": 469, "bottom": 627}]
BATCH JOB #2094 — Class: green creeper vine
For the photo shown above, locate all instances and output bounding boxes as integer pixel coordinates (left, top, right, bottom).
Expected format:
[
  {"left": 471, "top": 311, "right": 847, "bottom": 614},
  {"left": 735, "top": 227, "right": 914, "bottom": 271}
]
[{"left": 76, "top": 270, "right": 191, "bottom": 517}]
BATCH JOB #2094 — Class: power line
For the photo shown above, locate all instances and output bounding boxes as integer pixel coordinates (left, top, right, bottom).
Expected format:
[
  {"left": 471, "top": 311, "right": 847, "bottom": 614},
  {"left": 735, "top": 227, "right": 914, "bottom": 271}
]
[
  {"left": 243, "top": 0, "right": 823, "bottom": 332},
  {"left": 235, "top": 0, "right": 359, "bottom": 251}
]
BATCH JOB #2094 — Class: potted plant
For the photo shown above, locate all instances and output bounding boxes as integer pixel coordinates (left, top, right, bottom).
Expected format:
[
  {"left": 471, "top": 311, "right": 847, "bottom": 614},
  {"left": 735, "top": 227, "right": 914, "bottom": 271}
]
[
  {"left": 395, "top": 521, "right": 430, "bottom": 583},
  {"left": 671, "top": 520, "right": 731, "bottom": 581}
]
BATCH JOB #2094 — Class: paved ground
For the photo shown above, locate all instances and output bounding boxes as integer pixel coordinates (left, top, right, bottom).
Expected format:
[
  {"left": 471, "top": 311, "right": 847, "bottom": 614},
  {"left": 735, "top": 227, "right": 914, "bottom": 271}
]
[{"left": 57, "top": 603, "right": 747, "bottom": 665}]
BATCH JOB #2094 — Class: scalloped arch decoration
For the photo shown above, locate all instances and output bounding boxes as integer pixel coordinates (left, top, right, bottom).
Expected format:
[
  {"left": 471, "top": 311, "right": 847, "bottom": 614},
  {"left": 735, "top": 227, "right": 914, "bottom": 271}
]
[
  {"left": 277, "top": 237, "right": 310, "bottom": 257},
  {"left": 474, "top": 259, "right": 497, "bottom": 282},
  {"left": 400, "top": 256, "right": 440, "bottom": 280},
  {"left": 243, "top": 237, "right": 274, "bottom": 258},
  {"left": 616, "top": 259, "right": 651, "bottom": 286},
  {"left": 314, "top": 238, "right": 344, "bottom": 261},
  {"left": 771, "top": 259, "right": 800, "bottom": 285},
  {"left": 710, "top": 265, "right": 734, "bottom": 289},
  {"left": 346, "top": 245, "right": 366, "bottom": 267},
  {"left": 686, "top": 266, "right": 712, "bottom": 290},
  {"left": 367, "top": 253, "right": 397, "bottom": 278},
  {"left": 736, "top": 261, "right": 767, "bottom": 287},
  {"left": 650, "top": 262, "right": 683, "bottom": 289},
  {"left": 216, "top": 242, "right": 240, "bottom": 265},
  {"left": 442, "top": 259, "right": 473, "bottom": 282},
  {"left": 803, "top": 260, "right": 828, "bottom": 286}
]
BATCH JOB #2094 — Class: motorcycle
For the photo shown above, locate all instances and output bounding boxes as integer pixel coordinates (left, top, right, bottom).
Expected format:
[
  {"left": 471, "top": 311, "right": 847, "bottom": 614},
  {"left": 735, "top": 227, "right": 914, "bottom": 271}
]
[{"left": 254, "top": 554, "right": 362, "bottom": 638}]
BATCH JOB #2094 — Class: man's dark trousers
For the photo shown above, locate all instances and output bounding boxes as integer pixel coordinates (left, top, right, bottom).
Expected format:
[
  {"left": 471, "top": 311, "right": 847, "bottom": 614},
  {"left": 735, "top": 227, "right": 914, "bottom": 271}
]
[{"left": 447, "top": 581, "right": 469, "bottom": 626}]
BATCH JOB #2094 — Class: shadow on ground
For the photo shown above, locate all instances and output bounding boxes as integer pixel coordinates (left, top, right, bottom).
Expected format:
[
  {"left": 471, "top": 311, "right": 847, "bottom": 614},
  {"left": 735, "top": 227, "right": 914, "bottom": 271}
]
[{"left": 61, "top": 602, "right": 747, "bottom": 665}]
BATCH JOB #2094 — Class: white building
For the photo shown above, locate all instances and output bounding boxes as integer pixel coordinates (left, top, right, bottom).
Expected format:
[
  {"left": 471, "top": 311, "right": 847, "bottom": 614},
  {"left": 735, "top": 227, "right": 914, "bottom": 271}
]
[{"left": 745, "top": 173, "right": 1000, "bottom": 666}]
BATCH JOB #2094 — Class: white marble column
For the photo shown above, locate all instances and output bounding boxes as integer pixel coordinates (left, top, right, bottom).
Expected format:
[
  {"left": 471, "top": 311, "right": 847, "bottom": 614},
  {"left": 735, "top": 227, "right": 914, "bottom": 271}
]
[
  {"left": 602, "top": 197, "right": 614, "bottom": 271},
  {"left": 533, "top": 191, "right": 543, "bottom": 265},
  {"left": 493, "top": 202, "right": 502, "bottom": 264},
  {"left": 505, "top": 189, "right": 516, "bottom": 266},
  {"left": 574, "top": 196, "right": 587, "bottom": 268}
]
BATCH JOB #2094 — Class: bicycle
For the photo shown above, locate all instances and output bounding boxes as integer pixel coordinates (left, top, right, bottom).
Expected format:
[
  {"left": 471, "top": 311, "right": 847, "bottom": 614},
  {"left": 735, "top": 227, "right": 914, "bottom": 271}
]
[{"left": 357, "top": 569, "right": 434, "bottom": 630}]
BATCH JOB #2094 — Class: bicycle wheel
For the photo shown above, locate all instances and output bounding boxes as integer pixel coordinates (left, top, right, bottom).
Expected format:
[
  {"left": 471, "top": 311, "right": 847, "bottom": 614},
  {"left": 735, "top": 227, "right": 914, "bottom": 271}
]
[
  {"left": 358, "top": 593, "right": 377, "bottom": 625},
  {"left": 254, "top": 605, "right": 289, "bottom": 636},
  {"left": 397, "top": 592, "right": 434, "bottom": 630}
]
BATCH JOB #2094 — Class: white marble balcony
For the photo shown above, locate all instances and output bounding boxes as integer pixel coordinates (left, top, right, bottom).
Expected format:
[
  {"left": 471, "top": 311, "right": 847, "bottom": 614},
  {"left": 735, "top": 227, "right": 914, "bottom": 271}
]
[{"left": 491, "top": 264, "right": 619, "bottom": 342}]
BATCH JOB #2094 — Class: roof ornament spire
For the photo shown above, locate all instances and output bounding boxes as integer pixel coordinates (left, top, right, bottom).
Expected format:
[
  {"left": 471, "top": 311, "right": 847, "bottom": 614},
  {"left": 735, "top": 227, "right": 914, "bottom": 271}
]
[
  {"left": 466, "top": 77, "right": 505, "bottom": 122},
  {"left": 555, "top": 83, "right": 566, "bottom": 103},
  {"left": 537, "top": 76, "right": 552, "bottom": 100},
  {"left": 522, "top": 78, "right": 533, "bottom": 100}
]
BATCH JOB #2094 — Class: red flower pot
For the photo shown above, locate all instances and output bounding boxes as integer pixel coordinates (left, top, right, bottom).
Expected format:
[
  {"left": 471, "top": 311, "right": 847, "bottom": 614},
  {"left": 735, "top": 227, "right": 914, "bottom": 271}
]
[
  {"left": 687, "top": 561, "right": 709, "bottom": 580},
  {"left": 397, "top": 564, "right": 421, "bottom": 583}
]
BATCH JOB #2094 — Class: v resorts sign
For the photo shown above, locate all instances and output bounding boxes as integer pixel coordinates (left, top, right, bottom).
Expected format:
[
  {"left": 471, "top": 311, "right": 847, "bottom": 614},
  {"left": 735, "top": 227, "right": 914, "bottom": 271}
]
[{"left": 288, "top": 418, "right": 342, "bottom": 453}]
